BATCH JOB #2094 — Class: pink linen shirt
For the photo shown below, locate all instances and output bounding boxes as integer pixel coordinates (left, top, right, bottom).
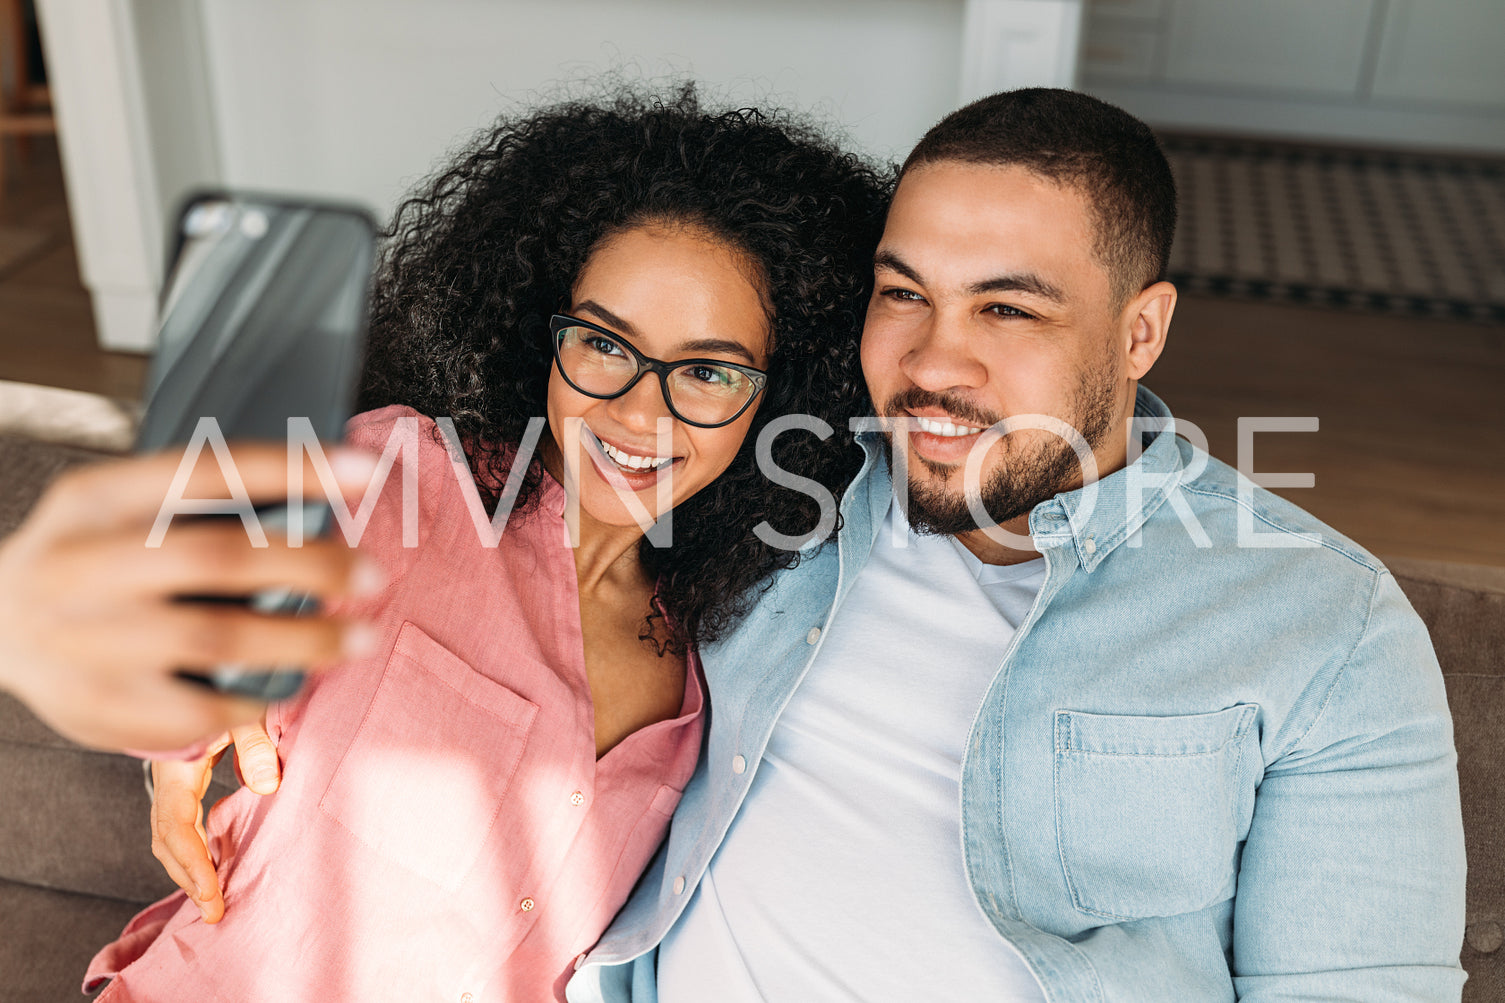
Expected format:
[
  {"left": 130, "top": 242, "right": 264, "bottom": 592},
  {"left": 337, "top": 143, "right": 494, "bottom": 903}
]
[{"left": 85, "top": 406, "right": 705, "bottom": 1002}]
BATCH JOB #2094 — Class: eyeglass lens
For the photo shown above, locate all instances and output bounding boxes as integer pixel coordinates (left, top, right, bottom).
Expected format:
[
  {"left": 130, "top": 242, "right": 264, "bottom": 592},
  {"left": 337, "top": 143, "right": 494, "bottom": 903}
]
[{"left": 555, "top": 325, "right": 757, "bottom": 425}]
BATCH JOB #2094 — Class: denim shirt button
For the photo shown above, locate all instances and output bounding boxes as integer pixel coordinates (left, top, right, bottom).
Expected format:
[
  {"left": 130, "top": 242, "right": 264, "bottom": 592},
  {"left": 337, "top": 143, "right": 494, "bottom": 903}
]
[
  {"left": 806, "top": 627, "right": 821, "bottom": 645},
  {"left": 1084, "top": 536, "right": 1097, "bottom": 556},
  {"left": 732, "top": 754, "right": 747, "bottom": 774}
]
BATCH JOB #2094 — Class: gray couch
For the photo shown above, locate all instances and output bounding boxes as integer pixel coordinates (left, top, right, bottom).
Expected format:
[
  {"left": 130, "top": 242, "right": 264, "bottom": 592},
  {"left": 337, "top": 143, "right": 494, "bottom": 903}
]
[{"left": 1, "top": 432, "right": 1501, "bottom": 1001}]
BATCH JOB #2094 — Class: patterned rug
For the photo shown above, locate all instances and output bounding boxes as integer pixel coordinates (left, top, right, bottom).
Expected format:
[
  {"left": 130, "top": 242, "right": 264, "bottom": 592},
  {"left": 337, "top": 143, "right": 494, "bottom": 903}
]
[{"left": 1161, "top": 135, "right": 1505, "bottom": 324}]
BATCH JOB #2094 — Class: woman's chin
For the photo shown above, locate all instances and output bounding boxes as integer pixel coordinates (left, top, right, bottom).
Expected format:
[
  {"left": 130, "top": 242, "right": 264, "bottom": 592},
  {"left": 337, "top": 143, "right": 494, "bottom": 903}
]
[{"left": 572, "top": 467, "right": 687, "bottom": 532}]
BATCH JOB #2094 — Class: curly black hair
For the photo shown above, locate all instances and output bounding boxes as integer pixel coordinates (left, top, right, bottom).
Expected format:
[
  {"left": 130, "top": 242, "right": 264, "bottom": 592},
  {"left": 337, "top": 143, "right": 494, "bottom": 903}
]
[{"left": 358, "top": 84, "right": 891, "bottom": 652}]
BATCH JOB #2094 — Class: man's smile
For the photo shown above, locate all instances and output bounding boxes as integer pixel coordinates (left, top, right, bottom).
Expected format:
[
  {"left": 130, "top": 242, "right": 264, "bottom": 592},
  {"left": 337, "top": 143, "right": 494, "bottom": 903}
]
[
  {"left": 895, "top": 405, "right": 992, "bottom": 466},
  {"left": 912, "top": 415, "right": 984, "bottom": 438}
]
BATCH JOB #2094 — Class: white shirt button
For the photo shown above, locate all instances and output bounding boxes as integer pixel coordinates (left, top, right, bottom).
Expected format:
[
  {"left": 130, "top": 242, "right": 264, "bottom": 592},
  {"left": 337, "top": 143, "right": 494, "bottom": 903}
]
[
  {"left": 569, "top": 790, "right": 585, "bottom": 806},
  {"left": 519, "top": 897, "right": 535, "bottom": 912},
  {"left": 805, "top": 626, "right": 821, "bottom": 645},
  {"left": 1083, "top": 536, "right": 1097, "bottom": 555},
  {"left": 672, "top": 876, "right": 686, "bottom": 895},
  {"left": 731, "top": 754, "right": 747, "bottom": 774}
]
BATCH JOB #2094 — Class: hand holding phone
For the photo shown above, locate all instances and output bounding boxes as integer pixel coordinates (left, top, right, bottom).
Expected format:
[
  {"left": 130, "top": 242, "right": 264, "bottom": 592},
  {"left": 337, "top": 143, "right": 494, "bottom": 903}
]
[{"left": 0, "top": 441, "right": 381, "bottom": 752}]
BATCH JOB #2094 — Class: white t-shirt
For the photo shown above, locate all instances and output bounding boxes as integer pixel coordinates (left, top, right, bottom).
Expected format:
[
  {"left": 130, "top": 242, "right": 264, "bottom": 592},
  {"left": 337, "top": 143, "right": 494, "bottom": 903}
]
[{"left": 657, "top": 499, "right": 1048, "bottom": 1002}]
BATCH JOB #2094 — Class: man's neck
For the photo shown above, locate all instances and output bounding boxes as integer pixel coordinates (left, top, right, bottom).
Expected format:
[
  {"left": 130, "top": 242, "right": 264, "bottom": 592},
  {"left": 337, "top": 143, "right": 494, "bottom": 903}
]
[{"left": 953, "top": 519, "right": 1041, "bottom": 566}]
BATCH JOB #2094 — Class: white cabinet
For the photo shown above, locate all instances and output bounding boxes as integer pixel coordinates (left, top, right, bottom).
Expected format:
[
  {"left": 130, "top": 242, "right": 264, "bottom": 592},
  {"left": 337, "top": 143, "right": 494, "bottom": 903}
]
[
  {"left": 1082, "top": 19, "right": 1161, "bottom": 82},
  {"left": 1161, "top": 0, "right": 1376, "bottom": 96},
  {"left": 1087, "top": 0, "right": 1165, "bottom": 20},
  {"left": 1372, "top": 0, "right": 1505, "bottom": 106},
  {"left": 1082, "top": 0, "right": 1505, "bottom": 151}
]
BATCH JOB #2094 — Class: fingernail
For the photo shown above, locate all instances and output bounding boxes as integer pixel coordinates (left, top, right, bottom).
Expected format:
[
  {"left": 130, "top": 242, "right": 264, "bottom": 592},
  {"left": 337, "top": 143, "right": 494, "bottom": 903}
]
[
  {"left": 348, "top": 557, "right": 387, "bottom": 598},
  {"left": 341, "top": 622, "right": 382, "bottom": 659},
  {"left": 330, "top": 449, "right": 379, "bottom": 482},
  {"left": 249, "top": 767, "right": 279, "bottom": 793}
]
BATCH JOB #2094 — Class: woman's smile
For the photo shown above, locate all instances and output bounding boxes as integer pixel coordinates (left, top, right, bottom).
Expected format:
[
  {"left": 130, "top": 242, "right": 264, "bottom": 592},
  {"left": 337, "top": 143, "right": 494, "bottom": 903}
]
[{"left": 581, "top": 422, "right": 682, "bottom": 489}]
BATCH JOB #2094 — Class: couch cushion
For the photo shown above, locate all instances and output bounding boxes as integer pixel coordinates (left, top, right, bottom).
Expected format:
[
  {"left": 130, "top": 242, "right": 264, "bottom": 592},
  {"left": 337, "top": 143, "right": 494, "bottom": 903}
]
[
  {"left": 1391, "top": 557, "right": 1505, "bottom": 1002},
  {"left": 0, "top": 691, "right": 239, "bottom": 902},
  {"left": 0, "top": 878, "right": 146, "bottom": 1001},
  {"left": 0, "top": 700, "right": 179, "bottom": 904},
  {"left": 0, "top": 432, "right": 109, "bottom": 541}
]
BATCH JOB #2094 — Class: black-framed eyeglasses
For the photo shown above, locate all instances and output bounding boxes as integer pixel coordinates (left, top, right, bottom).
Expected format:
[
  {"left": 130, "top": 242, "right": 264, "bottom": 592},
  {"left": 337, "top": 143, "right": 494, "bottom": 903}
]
[{"left": 548, "top": 314, "right": 768, "bottom": 429}]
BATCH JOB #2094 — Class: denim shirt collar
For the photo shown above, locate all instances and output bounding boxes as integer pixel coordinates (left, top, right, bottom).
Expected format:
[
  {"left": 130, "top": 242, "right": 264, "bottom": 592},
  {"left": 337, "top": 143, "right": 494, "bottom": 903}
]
[{"left": 851, "top": 385, "right": 1183, "bottom": 573}]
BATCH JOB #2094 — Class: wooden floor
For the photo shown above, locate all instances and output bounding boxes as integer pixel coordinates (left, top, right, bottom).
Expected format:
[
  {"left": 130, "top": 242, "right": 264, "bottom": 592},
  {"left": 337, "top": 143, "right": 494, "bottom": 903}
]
[
  {"left": 0, "top": 140, "right": 147, "bottom": 400},
  {"left": 1152, "top": 295, "right": 1505, "bottom": 567},
  {"left": 1, "top": 140, "right": 1501, "bottom": 566}
]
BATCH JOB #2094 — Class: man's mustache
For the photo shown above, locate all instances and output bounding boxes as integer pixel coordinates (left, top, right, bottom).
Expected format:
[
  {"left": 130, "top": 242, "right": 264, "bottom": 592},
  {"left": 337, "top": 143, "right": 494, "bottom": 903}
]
[{"left": 881, "top": 388, "right": 1003, "bottom": 431}]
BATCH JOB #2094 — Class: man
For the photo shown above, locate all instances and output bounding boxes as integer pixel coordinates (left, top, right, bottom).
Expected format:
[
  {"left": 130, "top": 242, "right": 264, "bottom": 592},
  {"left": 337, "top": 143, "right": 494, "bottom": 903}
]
[{"left": 566, "top": 89, "right": 1466, "bottom": 1001}]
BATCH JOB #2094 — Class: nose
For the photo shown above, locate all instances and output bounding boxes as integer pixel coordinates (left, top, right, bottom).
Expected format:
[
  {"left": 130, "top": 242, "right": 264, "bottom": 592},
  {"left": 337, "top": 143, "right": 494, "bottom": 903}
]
[
  {"left": 899, "top": 312, "right": 988, "bottom": 392},
  {"left": 604, "top": 371, "right": 673, "bottom": 433}
]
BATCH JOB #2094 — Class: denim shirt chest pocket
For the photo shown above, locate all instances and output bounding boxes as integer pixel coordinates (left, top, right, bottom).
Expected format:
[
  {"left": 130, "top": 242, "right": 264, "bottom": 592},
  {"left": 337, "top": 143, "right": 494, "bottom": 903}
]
[{"left": 1052, "top": 704, "right": 1258, "bottom": 922}]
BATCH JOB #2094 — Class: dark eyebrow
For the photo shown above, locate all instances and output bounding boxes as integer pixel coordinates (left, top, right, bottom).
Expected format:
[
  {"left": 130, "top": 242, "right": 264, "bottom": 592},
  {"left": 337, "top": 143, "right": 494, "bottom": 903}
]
[
  {"left": 678, "top": 338, "right": 758, "bottom": 365},
  {"left": 875, "top": 249, "right": 1066, "bottom": 306},
  {"left": 969, "top": 273, "right": 1066, "bottom": 305},
  {"left": 574, "top": 300, "right": 758, "bottom": 365},
  {"left": 575, "top": 300, "right": 639, "bottom": 338},
  {"left": 873, "top": 249, "right": 923, "bottom": 285}
]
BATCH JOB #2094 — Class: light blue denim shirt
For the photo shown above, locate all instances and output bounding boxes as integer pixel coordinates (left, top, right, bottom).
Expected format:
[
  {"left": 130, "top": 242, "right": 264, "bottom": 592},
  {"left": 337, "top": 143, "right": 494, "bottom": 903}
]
[{"left": 567, "top": 387, "right": 1466, "bottom": 1003}]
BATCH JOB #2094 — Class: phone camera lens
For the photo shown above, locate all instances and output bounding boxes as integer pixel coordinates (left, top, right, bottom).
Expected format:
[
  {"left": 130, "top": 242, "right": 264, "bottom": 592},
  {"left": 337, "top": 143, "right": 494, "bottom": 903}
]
[
  {"left": 183, "top": 201, "right": 231, "bottom": 238},
  {"left": 240, "top": 209, "right": 270, "bottom": 239}
]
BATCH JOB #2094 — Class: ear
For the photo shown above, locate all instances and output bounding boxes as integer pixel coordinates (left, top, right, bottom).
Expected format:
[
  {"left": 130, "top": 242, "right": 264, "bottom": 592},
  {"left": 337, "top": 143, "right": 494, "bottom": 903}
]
[{"left": 1120, "top": 281, "right": 1176, "bottom": 381}]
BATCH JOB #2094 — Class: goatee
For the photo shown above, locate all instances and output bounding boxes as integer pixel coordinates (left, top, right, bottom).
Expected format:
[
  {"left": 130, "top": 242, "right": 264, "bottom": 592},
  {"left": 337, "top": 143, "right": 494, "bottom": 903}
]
[{"left": 885, "top": 370, "right": 1117, "bottom": 538}]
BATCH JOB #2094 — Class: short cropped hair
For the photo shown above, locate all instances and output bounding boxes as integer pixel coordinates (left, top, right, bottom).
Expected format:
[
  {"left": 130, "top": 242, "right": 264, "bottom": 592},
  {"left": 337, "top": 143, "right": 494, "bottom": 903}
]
[{"left": 902, "top": 88, "right": 1176, "bottom": 308}]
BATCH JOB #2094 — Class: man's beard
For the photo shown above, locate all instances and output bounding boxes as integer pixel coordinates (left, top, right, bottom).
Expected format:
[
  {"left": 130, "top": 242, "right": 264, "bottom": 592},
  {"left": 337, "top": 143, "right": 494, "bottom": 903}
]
[{"left": 885, "top": 367, "right": 1119, "bottom": 538}]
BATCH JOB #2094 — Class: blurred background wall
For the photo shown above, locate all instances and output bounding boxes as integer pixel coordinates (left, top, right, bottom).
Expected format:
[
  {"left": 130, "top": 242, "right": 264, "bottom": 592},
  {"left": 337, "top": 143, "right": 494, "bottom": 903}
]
[
  {"left": 30, "top": 0, "right": 1505, "bottom": 352},
  {"left": 187, "top": 0, "right": 964, "bottom": 209},
  {"left": 39, "top": 0, "right": 1088, "bottom": 351}
]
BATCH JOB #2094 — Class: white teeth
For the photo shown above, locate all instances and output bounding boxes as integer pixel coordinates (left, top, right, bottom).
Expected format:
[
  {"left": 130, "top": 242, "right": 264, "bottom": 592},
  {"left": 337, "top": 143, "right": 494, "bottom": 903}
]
[
  {"left": 597, "top": 436, "right": 672, "bottom": 471},
  {"left": 915, "top": 416, "right": 982, "bottom": 437}
]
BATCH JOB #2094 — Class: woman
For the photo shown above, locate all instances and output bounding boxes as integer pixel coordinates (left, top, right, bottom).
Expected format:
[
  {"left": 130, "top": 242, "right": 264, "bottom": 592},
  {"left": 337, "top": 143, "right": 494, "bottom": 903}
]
[{"left": 72, "top": 87, "right": 887, "bottom": 1000}]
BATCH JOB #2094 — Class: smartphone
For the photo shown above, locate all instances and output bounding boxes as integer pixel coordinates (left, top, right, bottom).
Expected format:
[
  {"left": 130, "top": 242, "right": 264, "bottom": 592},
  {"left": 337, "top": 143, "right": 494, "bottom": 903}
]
[{"left": 136, "top": 191, "right": 377, "bottom": 701}]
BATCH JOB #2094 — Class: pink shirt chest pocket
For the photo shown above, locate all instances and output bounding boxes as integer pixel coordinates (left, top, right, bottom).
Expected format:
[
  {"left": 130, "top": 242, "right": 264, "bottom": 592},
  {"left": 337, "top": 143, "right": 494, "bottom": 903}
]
[{"left": 318, "top": 621, "right": 539, "bottom": 891}]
